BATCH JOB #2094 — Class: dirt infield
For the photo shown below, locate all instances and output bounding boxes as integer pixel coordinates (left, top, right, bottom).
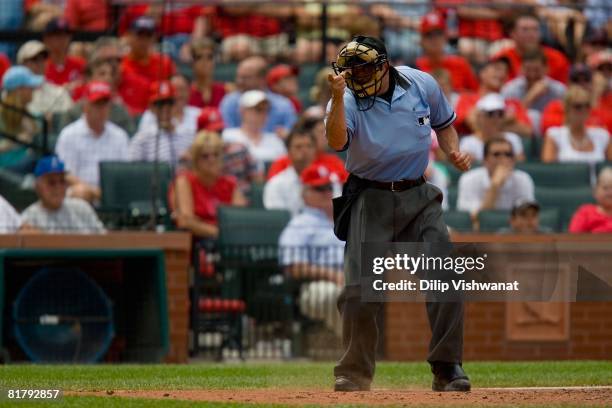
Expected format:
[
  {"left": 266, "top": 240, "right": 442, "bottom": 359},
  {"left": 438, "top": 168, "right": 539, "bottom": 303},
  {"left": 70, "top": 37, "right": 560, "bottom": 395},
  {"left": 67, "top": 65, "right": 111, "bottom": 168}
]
[{"left": 79, "top": 386, "right": 612, "bottom": 406}]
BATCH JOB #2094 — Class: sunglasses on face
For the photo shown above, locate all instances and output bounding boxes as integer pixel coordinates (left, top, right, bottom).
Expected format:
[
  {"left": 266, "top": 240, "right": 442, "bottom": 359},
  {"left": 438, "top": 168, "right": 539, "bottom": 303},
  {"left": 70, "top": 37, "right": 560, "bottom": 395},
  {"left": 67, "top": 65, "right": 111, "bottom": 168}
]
[
  {"left": 570, "top": 75, "right": 591, "bottom": 84},
  {"left": 253, "top": 105, "right": 269, "bottom": 113},
  {"left": 193, "top": 53, "right": 214, "bottom": 62},
  {"left": 312, "top": 184, "right": 333, "bottom": 193},
  {"left": 484, "top": 110, "right": 505, "bottom": 118},
  {"left": 153, "top": 99, "right": 174, "bottom": 108},
  {"left": 490, "top": 151, "right": 514, "bottom": 158},
  {"left": 199, "top": 151, "right": 222, "bottom": 160},
  {"left": 28, "top": 52, "right": 48, "bottom": 63},
  {"left": 570, "top": 103, "right": 590, "bottom": 111},
  {"left": 598, "top": 64, "right": 612, "bottom": 73}
]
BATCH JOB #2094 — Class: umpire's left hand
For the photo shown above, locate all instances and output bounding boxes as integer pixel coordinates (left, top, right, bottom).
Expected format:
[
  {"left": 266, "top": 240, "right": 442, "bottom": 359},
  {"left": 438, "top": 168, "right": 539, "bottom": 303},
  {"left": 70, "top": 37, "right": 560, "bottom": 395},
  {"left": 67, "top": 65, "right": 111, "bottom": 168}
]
[{"left": 449, "top": 151, "right": 471, "bottom": 172}]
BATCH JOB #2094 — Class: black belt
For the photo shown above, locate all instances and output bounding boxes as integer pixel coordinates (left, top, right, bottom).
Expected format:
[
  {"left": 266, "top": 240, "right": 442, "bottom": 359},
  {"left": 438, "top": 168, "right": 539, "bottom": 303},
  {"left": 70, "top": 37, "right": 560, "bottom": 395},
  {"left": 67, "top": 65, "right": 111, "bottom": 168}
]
[{"left": 362, "top": 176, "right": 426, "bottom": 192}]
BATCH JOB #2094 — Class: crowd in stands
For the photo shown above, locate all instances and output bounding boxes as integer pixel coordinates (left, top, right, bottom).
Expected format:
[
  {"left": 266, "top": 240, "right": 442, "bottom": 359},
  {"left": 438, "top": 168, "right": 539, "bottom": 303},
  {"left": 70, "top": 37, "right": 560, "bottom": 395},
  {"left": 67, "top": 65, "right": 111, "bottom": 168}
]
[{"left": 0, "top": 1, "right": 610, "bottom": 243}]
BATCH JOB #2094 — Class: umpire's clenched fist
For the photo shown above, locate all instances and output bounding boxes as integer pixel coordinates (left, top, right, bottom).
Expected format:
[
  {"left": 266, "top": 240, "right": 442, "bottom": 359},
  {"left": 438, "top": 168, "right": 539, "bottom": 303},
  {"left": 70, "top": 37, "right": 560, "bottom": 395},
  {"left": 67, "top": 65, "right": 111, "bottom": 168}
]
[{"left": 328, "top": 72, "right": 346, "bottom": 98}]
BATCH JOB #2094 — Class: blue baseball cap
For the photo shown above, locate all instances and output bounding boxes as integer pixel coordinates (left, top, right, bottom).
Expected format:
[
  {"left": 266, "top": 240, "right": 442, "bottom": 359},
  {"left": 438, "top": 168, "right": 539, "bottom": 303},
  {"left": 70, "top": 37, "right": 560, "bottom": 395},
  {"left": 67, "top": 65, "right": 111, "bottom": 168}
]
[
  {"left": 34, "top": 156, "right": 66, "bottom": 178},
  {"left": 2, "top": 66, "right": 43, "bottom": 92}
]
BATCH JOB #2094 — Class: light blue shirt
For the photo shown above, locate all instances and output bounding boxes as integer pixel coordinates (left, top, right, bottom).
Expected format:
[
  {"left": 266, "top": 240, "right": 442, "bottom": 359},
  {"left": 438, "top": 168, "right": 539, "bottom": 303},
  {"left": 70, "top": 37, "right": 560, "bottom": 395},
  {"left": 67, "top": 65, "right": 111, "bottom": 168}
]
[
  {"left": 219, "top": 90, "right": 297, "bottom": 133},
  {"left": 327, "top": 66, "right": 455, "bottom": 182},
  {"left": 278, "top": 207, "right": 344, "bottom": 268}
]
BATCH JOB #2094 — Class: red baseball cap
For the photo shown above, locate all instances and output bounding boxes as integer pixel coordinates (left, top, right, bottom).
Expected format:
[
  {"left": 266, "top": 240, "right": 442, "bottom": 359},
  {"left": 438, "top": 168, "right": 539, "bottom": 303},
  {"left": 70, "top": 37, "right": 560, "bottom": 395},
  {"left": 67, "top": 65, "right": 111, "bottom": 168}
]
[
  {"left": 85, "top": 81, "right": 112, "bottom": 102},
  {"left": 149, "top": 80, "right": 175, "bottom": 104},
  {"left": 301, "top": 164, "right": 333, "bottom": 187},
  {"left": 266, "top": 64, "right": 299, "bottom": 88},
  {"left": 197, "top": 107, "right": 225, "bottom": 132},
  {"left": 420, "top": 12, "right": 445, "bottom": 34}
]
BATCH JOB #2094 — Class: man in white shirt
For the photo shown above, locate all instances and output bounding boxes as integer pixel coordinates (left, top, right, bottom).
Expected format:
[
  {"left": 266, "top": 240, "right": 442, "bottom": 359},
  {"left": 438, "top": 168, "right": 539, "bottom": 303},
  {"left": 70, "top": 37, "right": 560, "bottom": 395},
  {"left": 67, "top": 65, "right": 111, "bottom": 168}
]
[
  {"left": 129, "top": 80, "right": 195, "bottom": 170},
  {"left": 20, "top": 156, "right": 105, "bottom": 234},
  {"left": 457, "top": 138, "right": 535, "bottom": 217},
  {"left": 55, "top": 81, "right": 129, "bottom": 203},
  {"left": 222, "top": 90, "right": 287, "bottom": 169},
  {"left": 263, "top": 125, "right": 316, "bottom": 216},
  {"left": 0, "top": 194, "right": 21, "bottom": 233}
]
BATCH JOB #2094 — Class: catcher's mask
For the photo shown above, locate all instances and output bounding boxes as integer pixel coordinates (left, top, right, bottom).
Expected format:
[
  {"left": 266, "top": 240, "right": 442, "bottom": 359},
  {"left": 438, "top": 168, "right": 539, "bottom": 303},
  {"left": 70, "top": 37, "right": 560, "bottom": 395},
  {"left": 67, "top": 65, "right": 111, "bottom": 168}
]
[{"left": 332, "top": 36, "right": 389, "bottom": 111}]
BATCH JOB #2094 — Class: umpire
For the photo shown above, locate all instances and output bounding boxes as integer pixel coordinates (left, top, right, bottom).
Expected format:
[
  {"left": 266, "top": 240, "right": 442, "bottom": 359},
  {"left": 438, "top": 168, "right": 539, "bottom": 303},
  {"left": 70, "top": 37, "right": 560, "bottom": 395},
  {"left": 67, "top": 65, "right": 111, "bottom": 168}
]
[{"left": 325, "top": 36, "right": 472, "bottom": 392}]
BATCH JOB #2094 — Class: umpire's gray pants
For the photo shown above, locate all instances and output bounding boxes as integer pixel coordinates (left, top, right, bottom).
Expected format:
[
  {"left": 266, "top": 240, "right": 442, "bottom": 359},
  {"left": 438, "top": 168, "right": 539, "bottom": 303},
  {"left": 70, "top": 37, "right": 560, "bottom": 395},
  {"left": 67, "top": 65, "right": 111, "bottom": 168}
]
[{"left": 334, "top": 182, "right": 464, "bottom": 385}]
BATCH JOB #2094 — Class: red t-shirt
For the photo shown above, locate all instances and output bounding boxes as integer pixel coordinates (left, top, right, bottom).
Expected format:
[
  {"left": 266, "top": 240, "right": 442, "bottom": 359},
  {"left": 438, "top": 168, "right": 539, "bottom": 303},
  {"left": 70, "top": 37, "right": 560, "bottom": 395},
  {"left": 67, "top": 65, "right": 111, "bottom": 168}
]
[
  {"left": 210, "top": 6, "right": 282, "bottom": 38},
  {"left": 171, "top": 171, "right": 237, "bottom": 225},
  {"left": 493, "top": 46, "right": 570, "bottom": 84},
  {"left": 118, "top": 5, "right": 205, "bottom": 36},
  {"left": 188, "top": 83, "right": 227, "bottom": 109},
  {"left": 65, "top": 0, "right": 109, "bottom": 31},
  {"left": 117, "top": 69, "right": 152, "bottom": 115},
  {"left": 0, "top": 53, "right": 10, "bottom": 82},
  {"left": 454, "top": 92, "right": 532, "bottom": 135},
  {"left": 436, "top": 0, "right": 504, "bottom": 41},
  {"left": 540, "top": 96, "right": 612, "bottom": 135},
  {"left": 45, "top": 56, "right": 86, "bottom": 86},
  {"left": 416, "top": 55, "right": 479, "bottom": 92},
  {"left": 121, "top": 53, "right": 176, "bottom": 85},
  {"left": 569, "top": 204, "right": 612, "bottom": 233},
  {"left": 267, "top": 153, "right": 348, "bottom": 181}
]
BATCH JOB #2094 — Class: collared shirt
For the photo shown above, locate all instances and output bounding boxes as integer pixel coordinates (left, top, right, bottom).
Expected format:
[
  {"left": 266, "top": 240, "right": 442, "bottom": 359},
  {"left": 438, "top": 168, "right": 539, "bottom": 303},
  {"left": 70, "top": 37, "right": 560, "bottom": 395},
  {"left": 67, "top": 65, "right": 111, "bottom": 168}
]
[
  {"left": 128, "top": 127, "right": 193, "bottom": 170},
  {"left": 457, "top": 166, "right": 535, "bottom": 214},
  {"left": 279, "top": 206, "right": 344, "bottom": 268},
  {"left": 501, "top": 76, "right": 566, "bottom": 112},
  {"left": 263, "top": 166, "right": 303, "bottom": 216},
  {"left": 219, "top": 90, "right": 297, "bottom": 133},
  {"left": 0, "top": 195, "right": 20, "bottom": 233},
  {"left": 327, "top": 66, "right": 456, "bottom": 182},
  {"left": 21, "top": 198, "right": 106, "bottom": 234},
  {"left": 55, "top": 117, "right": 130, "bottom": 187}
]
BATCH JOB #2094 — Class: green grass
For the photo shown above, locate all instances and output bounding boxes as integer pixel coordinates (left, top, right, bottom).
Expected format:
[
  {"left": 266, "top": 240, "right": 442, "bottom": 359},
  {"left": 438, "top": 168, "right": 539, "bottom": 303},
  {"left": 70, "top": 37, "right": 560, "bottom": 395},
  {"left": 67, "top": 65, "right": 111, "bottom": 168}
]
[{"left": 0, "top": 361, "right": 610, "bottom": 391}]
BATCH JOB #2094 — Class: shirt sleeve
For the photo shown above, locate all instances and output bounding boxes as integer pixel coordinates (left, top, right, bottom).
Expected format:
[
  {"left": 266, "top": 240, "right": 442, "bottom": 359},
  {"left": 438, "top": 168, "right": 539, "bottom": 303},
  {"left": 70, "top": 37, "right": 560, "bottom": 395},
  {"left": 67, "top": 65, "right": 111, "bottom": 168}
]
[
  {"left": 324, "top": 91, "right": 355, "bottom": 152},
  {"left": 128, "top": 131, "right": 146, "bottom": 161},
  {"left": 456, "top": 172, "right": 481, "bottom": 214},
  {"left": 568, "top": 205, "right": 591, "bottom": 233},
  {"left": 55, "top": 129, "right": 77, "bottom": 175},
  {"left": 263, "top": 178, "right": 285, "bottom": 210},
  {"left": 519, "top": 172, "right": 535, "bottom": 201},
  {"left": 278, "top": 221, "right": 311, "bottom": 266},
  {"left": 422, "top": 71, "right": 456, "bottom": 130},
  {"left": 219, "top": 93, "right": 240, "bottom": 129}
]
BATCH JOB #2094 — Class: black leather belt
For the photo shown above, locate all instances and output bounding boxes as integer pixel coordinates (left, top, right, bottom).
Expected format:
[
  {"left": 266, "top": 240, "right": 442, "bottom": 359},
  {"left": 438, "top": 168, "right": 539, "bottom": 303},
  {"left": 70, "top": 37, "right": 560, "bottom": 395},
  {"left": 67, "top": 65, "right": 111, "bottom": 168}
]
[{"left": 365, "top": 176, "right": 426, "bottom": 192}]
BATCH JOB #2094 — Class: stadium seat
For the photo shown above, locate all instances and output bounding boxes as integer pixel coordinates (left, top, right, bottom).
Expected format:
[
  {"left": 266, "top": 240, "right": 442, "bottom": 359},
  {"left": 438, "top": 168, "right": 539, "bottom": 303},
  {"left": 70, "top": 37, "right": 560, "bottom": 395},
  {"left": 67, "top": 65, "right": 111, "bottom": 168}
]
[
  {"left": 446, "top": 185, "right": 458, "bottom": 210},
  {"left": 248, "top": 182, "right": 265, "bottom": 208},
  {"left": 213, "top": 63, "right": 238, "bottom": 83},
  {"left": 521, "top": 137, "right": 541, "bottom": 162},
  {"left": 218, "top": 207, "right": 291, "bottom": 248},
  {"left": 536, "top": 186, "right": 594, "bottom": 230},
  {"left": 478, "top": 208, "right": 561, "bottom": 233},
  {"left": 443, "top": 210, "right": 473, "bottom": 232},
  {"left": 0, "top": 169, "right": 37, "bottom": 212},
  {"left": 516, "top": 162, "right": 591, "bottom": 188}
]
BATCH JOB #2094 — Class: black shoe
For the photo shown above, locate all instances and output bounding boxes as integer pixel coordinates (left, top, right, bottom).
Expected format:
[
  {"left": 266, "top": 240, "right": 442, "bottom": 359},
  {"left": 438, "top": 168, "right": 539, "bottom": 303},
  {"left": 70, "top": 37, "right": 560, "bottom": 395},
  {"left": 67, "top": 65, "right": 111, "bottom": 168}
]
[
  {"left": 431, "top": 363, "right": 471, "bottom": 392},
  {"left": 334, "top": 376, "right": 370, "bottom": 392}
]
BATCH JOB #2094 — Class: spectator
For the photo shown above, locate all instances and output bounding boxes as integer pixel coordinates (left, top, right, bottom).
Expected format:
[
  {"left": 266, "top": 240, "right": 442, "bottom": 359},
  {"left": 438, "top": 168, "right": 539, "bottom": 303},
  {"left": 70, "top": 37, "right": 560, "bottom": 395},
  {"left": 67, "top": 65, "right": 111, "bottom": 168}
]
[
  {"left": 20, "top": 156, "right": 105, "bottom": 233},
  {"left": 120, "top": 16, "right": 176, "bottom": 97},
  {"left": 219, "top": 56, "right": 297, "bottom": 135},
  {"left": 137, "top": 74, "right": 199, "bottom": 138},
  {"left": 501, "top": 50, "right": 566, "bottom": 113},
  {"left": 588, "top": 50, "right": 612, "bottom": 112},
  {"left": 59, "top": 54, "right": 136, "bottom": 136},
  {"left": 0, "top": 53, "right": 10, "bottom": 83},
  {"left": 279, "top": 163, "right": 344, "bottom": 335},
  {"left": 267, "top": 64, "right": 302, "bottom": 113},
  {"left": 25, "top": 0, "right": 62, "bottom": 31},
  {"left": 170, "top": 131, "right": 246, "bottom": 239},
  {"left": 492, "top": 13, "right": 570, "bottom": 84},
  {"left": 43, "top": 18, "right": 85, "bottom": 91},
  {"left": 222, "top": 90, "right": 287, "bottom": 168},
  {"left": 267, "top": 116, "right": 347, "bottom": 181},
  {"left": 457, "top": 138, "right": 534, "bottom": 218},
  {"left": 0, "top": 66, "right": 42, "bottom": 172},
  {"left": 17, "top": 40, "right": 73, "bottom": 117},
  {"left": 55, "top": 81, "right": 129, "bottom": 203},
  {"left": 304, "top": 67, "right": 333, "bottom": 119},
  {"left": 0, "top": 193, "right": 20, "bottom": 233},
  {"left": 569, "top": 167, "right": 612, "bottom": 233},
  {"left": 416, "top": 12, "right": 478, "bottom": 92},
  {"left": 263, "top": 126, "right": 317, "bottom": 216},
  {"left": 64, "top": 0, "right": 109, "bottom": 31},
  {"left": 498, "top": 199, "right": 551, "bottom": 234},
  {"left": 130, "top": 80, "right": 194, "bottom": 170},
  {"left": 540, "top": 64, "right": 612, "bottom": 135},
  {"left": 460, "top": 93, "right": 525, "bottom": 162},
  {"left": 454, "top": 58, "right": 533, "bottom": 137},
  {"left": 188, "top": 38, "right": 228, "bottom": 109},
  {"left": 541, "top": 86, "right": 612, "bottom": 165}
]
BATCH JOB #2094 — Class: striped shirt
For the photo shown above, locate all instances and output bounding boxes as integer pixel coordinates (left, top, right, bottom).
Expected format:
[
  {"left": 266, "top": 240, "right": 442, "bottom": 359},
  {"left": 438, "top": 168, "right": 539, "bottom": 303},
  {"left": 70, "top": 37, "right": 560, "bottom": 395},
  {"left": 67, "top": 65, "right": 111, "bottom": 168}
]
[
  {"left": 129, "top": 126, "right": 194, "bottom": 170},
  {"left": 21, "top": 198, "right": 106, "bottom": 234}
]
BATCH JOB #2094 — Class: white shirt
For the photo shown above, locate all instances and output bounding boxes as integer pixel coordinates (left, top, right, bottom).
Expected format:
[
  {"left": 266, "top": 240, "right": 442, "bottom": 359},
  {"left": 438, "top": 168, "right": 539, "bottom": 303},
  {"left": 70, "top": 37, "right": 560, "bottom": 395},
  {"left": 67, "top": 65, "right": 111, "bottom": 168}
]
[
  {"left": 55, "top": 117, "right": 129, "bottom": 187},
  {"left": 28, "top": 81, "right": 74, "bottom": 115},
  {"left": 460, "top": 132, "right": 524, "bottom": 162},
  {"left": 457, "top": 166, "right": 535, "bottom": 214},
  {"left": 263, "top": 166, "right": 303, "bottom": 216},
  {"left": 546, "top": 126, "right": 610, "bottom": 164},
  {"left": 137, "top": 106, "right": 200, "bottom": 139},
  {"left": 222, "top": 127, "right": 287, "bottom": 168},
  {"left": 21, "top": 198, "right": 105, "bottom": 234},
  {"left": 0, "top": 195, "right": 20, "bottom": 233},
  {"left": 129, "top": 127, "right": 193, "bottom": 169}
]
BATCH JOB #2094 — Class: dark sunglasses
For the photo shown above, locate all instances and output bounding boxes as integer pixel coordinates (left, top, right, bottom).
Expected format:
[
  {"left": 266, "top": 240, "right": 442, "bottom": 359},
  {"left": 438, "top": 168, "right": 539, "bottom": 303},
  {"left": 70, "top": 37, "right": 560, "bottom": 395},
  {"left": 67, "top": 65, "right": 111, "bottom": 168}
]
[
  {"left": 490, "top": 151, "right": 514, "bottom": 158},
  {"left": 199, "top": 152, "right": 222, "bottom": 160},
  {"left": 570, "top": 103, "right": 590, "bottom": 111},
  {"left": 312, "top": 184, "right": 333, "bottom": 192},
  {"left": 153, "top": 99, "right": 174, "bottom": 108},
  {"left": 597, "top": 64, "right": 612, "bottom": 73},
  {"left": 484, "top": 110, "right": 505, "bottom": 118},
  {"left": 193, "top": 53, "right": 214, "bottom": 62},
  {"left": 570, "top": 75, "right": 591, "bottom": 84},
  {"left": 28, "top": 52, "right": 48, "bottom": 62}
]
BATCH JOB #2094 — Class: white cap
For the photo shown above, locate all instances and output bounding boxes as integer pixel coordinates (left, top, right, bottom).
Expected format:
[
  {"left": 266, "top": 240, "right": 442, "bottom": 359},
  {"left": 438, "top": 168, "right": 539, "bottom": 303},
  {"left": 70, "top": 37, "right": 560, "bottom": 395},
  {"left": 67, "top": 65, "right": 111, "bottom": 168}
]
[
  {"left": 476, "top": 93, "right": 505, "bottom": 112},
  {"left": 239, "top": 90, "right": 268, "bottom": 108},
  {"left": 17, "top": 40, "right": 46, "bottom": 64}
]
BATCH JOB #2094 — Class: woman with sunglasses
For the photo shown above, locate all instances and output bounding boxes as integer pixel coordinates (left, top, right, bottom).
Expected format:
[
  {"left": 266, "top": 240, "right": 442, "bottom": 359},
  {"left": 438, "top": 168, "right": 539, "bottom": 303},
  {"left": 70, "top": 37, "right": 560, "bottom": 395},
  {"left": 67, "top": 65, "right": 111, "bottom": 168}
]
[
  {"left": 541, "top": 86, "right": 612, "bottom": 165},
  {"left": 459, "top": 93, "right": 525, "bottom": 162},
  {"left": 170, "top": 130, "right": 246, "bottom": 238}
]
